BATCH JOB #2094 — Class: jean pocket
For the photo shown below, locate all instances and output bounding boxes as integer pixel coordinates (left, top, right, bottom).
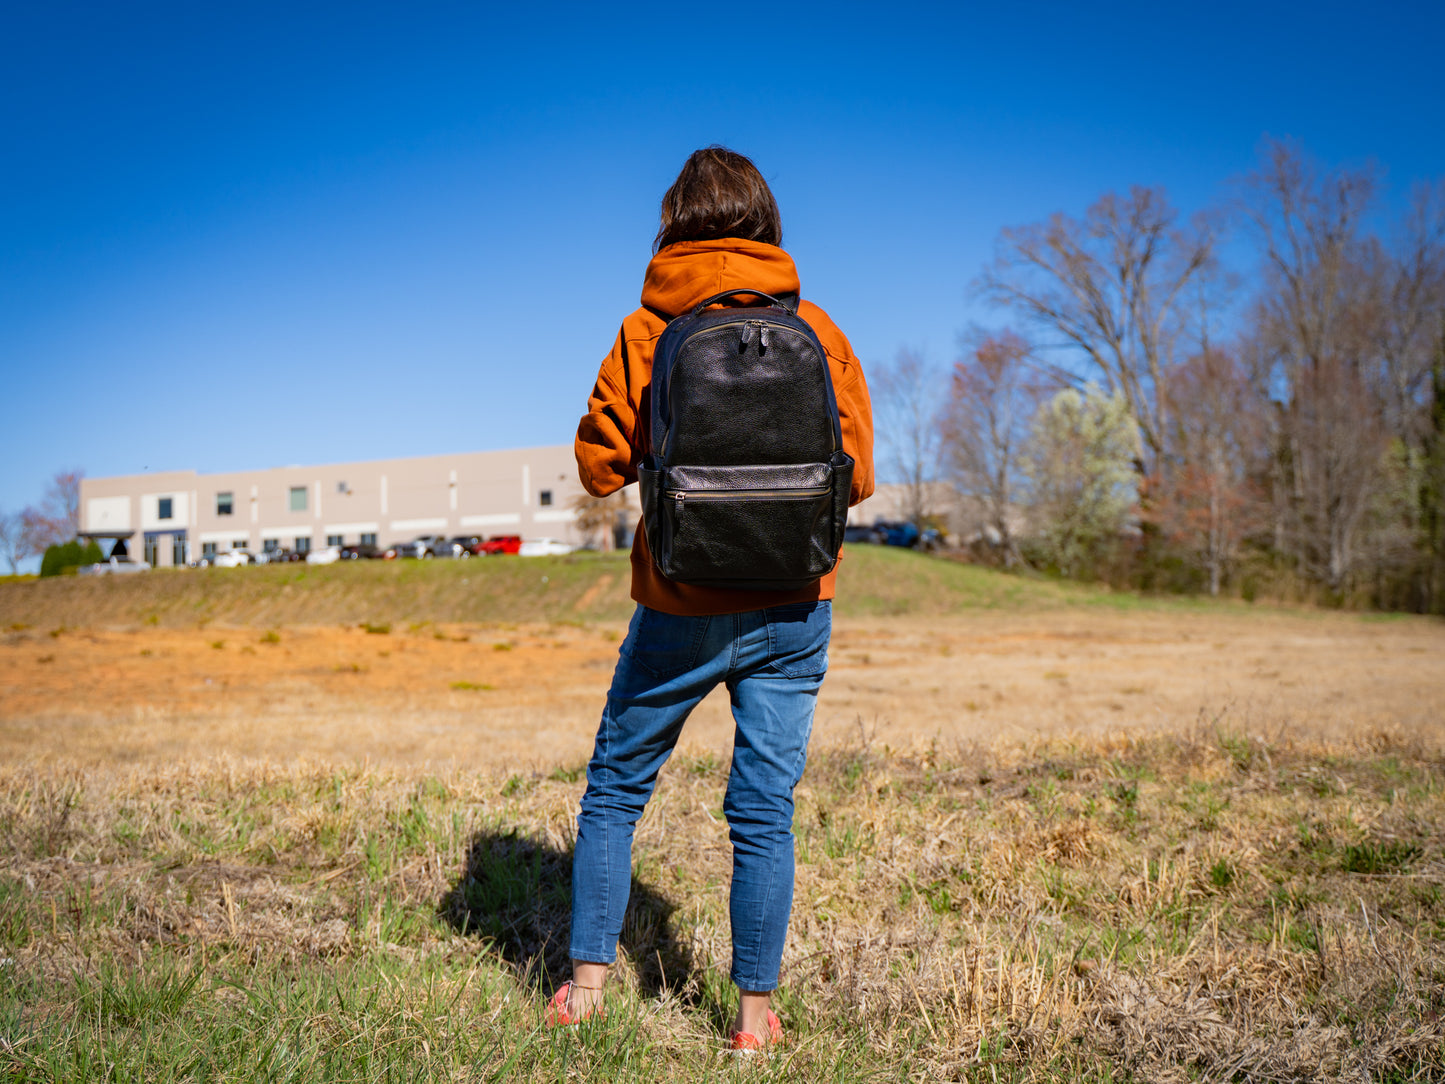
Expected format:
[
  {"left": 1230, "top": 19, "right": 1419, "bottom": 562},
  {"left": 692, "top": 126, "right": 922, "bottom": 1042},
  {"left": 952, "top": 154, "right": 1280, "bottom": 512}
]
[
  {"left": 621, "top": 606, "right": 708, "bottom": 681},
  {"left": 765, "top": 601, "right": 831, "bottom": 677}
]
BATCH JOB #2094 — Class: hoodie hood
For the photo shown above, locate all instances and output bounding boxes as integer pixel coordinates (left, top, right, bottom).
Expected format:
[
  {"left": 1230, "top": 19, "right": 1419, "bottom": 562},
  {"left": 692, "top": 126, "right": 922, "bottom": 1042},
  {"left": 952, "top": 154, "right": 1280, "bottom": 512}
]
[{"left": 640, "top": 239, "right": 801, "bottom": 317}]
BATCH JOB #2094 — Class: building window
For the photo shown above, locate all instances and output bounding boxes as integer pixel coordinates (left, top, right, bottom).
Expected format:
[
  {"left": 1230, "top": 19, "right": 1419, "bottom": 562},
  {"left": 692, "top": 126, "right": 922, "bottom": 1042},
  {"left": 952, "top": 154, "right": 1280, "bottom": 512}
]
[
  {"left": 216, "top": 491, "right": 233, "bottom": 516},
  {"left": 360, "top": 532, "right": 376, "bottom": 547},
  {"left": 327, "top": 534, "right": 343, "bottom": 547},
  {"left": 295, "top": 536, "right": 311, "bottom": 554},
  {"left": 336, "top": 481, "right": 348, "bottom": 494},
  {"left": 158, "top": 497, "right": 173, "bottom": 520},
  {"left": 172, "top": 535, "right": 187, "bottom": 566},
  {"left": 144, "top": 536, "right": 158, "bottom": 566},
  {"left": 263, "top": 539, "right": 278, "bottom": 553},
  {"left": 234, "top": 539, "right": 247, "bottom": 551},
  {"left": 539, "top": 490, "right": 553, "bottom": 506},
  {"left": 289, "top": 486, "right": 307, "bottom": 512},
  {"left": 202, "top": 542, "right": 217, "bottom": 558}
]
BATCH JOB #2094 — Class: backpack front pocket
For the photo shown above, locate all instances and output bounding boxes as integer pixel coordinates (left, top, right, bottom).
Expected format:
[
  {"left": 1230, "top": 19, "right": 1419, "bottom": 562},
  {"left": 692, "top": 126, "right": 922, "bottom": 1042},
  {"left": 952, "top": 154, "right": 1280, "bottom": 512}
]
[{"left": 656, "top": 463, "right": 838, "bottom": 588}]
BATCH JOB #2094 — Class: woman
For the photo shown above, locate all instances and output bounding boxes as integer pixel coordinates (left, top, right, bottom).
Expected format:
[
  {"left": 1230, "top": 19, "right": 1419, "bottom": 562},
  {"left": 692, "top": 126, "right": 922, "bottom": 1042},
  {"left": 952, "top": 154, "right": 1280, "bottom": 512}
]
[{"left": 557, "top": 146, "right": 874, "bottom": 1050}]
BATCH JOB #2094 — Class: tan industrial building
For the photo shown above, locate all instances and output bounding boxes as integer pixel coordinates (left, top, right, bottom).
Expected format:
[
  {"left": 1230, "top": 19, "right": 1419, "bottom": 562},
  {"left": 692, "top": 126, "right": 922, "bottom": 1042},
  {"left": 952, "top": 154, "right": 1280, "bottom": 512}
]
[{"left": 78, "top": 444, "right": 623, "bottom": 567}]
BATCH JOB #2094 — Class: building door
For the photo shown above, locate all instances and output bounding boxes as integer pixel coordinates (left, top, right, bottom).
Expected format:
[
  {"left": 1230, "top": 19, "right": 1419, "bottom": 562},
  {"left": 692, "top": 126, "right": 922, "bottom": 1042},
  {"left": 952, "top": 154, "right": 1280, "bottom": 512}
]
[
  {"left": 172, "top": 534, "right": 188, "bottom": 567},
  {"left": 144, "top": 535, "right": 158, "bottom": 567}
]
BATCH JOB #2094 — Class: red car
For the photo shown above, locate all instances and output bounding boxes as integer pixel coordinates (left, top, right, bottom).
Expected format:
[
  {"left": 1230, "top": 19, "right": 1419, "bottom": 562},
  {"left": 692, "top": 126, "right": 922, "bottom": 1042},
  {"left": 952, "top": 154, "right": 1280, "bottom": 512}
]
[{"left": 480, "top": 534, "right": 522, "bottom": 556}]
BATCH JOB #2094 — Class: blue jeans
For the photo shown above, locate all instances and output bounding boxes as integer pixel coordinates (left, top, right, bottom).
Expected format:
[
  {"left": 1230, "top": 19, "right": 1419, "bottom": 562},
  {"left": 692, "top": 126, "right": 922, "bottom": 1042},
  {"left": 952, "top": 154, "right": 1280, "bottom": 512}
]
[{"left": 570, "top": 600, "right": 831, "bottom": 992}]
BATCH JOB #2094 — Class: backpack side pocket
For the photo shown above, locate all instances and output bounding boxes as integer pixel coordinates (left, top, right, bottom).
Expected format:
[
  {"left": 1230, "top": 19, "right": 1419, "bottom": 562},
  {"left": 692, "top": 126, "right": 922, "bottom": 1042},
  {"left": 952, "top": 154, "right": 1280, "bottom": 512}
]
[{"left": 637, "top": 461, "right": 664, "bottom": 570}]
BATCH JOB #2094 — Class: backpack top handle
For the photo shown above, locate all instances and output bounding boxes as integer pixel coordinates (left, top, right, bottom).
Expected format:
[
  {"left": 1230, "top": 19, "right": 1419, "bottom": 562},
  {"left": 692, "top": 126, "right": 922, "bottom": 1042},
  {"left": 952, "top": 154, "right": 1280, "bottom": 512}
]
[{"left": 689, "top": 289, "right": 800, "bottom": 317}]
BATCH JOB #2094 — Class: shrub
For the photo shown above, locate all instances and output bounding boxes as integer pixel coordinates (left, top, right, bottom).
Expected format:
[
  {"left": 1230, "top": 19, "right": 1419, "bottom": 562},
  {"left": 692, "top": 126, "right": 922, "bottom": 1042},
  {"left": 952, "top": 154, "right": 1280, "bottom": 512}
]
[{"left": 40, "top": 539, "right": 89, "bottom": 577}]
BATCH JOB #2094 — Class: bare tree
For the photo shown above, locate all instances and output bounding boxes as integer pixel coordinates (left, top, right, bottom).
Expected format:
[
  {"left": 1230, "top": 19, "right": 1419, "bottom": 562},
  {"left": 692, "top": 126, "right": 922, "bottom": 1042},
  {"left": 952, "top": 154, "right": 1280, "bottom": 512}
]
[
  {"left": 570, "top": 490, "right": 628, "bottom": 551},
  {"left": 1375, "top": 181, "right": 1445, "bottom": 438},
  {"left": 977, "top": 187, "right": 1220, "bottom": 471},
  {"left": 19, "top": 469, "right": 85, "bottom": 555},
  {"left": 870, "top": 348, "right": 946, "bottom": 528},
  {"left": 1421, "top": 330, "right": 1445, "bottom": 612},
  {"left": 0, "top": 510, "right": 22, "bottom": 575},
  {"left": 939, "top": 330, "right": 1044, "bottom": 565},
  {"left": 1152, "top": 349, "right": 1268, "bottom": 595},
  {"left": 1240, "top": 140, "right": 1389, "bottom": 592},
  {"left": 1365, "top": 181, "right": 1445, "bottom": 602}
]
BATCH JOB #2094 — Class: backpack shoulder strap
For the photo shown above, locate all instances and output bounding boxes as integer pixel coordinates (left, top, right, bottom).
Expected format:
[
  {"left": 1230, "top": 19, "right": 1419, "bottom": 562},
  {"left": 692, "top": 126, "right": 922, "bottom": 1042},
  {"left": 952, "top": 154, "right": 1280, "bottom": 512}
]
[
  {"left": 686, "top": 289, "right": 800, "bottom": 316},
  {"left": 650, "top": 290, "right": 801, "bottom": 322}
]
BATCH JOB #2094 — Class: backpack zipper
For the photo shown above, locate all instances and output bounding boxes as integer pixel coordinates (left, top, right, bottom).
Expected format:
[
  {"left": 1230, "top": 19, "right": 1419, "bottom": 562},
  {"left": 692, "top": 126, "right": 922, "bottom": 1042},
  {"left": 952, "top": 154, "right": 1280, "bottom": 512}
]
[
  {"left": 670, "top": 485, "right": 829, "bottom": 509},
  {"left": 738, "top": 320, "right": 770, "bottom": 349}
]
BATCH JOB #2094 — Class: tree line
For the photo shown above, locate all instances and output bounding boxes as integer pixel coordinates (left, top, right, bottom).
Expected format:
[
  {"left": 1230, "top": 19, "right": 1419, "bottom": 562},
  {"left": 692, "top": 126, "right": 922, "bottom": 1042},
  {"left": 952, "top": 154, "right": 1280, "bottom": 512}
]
[{"left": 875, "top": 139, "right": 1445, "bottom": 611}]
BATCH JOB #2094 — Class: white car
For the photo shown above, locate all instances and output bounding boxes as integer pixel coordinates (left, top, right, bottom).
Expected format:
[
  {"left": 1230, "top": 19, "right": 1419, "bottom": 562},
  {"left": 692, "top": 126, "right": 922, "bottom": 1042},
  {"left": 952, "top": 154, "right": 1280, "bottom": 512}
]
[
  {"left": 306, "top": 545, "right": 342, "bottom": 565},
  {"left": 79, "top": 557, "right": 151, "bottom": 575},
  {"left": 518, "top": 538, "right": 576, "bottom": 557},
  {"left": 198, "top": 550, "right": 249, "bottom": 568}
]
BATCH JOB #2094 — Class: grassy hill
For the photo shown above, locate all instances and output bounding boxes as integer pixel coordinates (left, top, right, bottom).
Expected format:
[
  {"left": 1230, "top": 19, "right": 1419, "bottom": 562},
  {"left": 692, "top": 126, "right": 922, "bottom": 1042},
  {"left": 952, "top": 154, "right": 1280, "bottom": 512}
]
[{"left": 0, "top": 546, "right": 1211, "bottom": 630}]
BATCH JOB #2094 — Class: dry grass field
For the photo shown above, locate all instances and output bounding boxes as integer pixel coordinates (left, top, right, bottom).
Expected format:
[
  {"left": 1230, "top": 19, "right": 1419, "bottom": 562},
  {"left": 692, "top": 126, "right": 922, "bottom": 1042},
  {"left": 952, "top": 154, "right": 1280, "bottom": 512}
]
[
  {"left": 2, "top": 602, "right": 1438, "bottom": 771},
  {"left": 1, "top": 552, "right": 1442, "bottom": 1081}
]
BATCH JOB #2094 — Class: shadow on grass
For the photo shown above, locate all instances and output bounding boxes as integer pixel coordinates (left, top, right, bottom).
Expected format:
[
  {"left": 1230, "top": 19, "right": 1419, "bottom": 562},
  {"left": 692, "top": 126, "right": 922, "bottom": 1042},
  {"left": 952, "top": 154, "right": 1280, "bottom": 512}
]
[{"left": 438, "top": 828, "right": 703, "bottom": 1004}]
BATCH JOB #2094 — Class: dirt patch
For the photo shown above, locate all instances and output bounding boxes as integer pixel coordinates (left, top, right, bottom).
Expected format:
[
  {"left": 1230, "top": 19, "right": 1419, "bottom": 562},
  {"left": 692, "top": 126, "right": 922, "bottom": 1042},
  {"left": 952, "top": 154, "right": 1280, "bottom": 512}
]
[{"left": 3, "top": 610, "right": 1440, "bottom": 770}]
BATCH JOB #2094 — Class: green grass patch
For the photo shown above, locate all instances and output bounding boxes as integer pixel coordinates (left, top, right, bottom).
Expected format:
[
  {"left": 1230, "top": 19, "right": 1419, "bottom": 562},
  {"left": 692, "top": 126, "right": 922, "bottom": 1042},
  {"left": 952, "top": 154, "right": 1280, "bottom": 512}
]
[
  {"left": 1, "top": 733, "right": 1441, "bottom": 1080},
  {"left": 1341, "top": 839, "right": 1423, "bottom": 874},
  {"left": 0, "top": 546, "right": 1289, "bottom": 632}
]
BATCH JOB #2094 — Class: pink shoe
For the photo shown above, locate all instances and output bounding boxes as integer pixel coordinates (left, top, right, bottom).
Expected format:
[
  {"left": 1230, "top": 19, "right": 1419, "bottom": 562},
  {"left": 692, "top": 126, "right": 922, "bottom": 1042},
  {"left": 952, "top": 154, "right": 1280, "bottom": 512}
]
[
  {"left": 545, "top": 981, "right": 604, "bottom": 1027},
  {"left": 728, "top": 1009, "right": 783, "bottom": 1052}
]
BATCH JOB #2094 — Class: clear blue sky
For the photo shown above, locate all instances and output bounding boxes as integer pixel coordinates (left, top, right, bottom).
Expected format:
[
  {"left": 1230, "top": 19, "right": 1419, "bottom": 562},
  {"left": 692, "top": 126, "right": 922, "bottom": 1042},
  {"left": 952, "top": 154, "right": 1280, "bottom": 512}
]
[{"left": 3, "top": 1, "right": 1443, "bottom": 550}]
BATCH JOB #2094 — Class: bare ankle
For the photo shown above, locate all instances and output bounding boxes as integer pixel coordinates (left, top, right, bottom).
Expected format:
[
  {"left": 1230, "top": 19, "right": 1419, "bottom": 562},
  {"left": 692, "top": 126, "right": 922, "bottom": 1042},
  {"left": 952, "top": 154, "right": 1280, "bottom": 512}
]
[
  {"left": 734, "top": 989, "right": 773, "bottom": 1034},
  {"left": 569, "top": 961, "right": 608, "bottom": 1012}
]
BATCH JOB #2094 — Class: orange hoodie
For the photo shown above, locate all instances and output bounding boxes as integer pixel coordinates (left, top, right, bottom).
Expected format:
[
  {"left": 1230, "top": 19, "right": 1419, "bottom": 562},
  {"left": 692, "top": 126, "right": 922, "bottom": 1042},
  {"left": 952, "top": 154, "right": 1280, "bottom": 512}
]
[{"left": 575, "top": 238, "right": 874, "bottom": 615}]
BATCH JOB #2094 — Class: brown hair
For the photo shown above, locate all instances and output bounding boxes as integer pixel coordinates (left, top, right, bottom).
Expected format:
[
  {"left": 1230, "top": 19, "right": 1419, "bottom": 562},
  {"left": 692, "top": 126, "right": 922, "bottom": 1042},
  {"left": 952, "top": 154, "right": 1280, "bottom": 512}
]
[{"left": 653, "top": 146, "right": 782, "bottom": 253}]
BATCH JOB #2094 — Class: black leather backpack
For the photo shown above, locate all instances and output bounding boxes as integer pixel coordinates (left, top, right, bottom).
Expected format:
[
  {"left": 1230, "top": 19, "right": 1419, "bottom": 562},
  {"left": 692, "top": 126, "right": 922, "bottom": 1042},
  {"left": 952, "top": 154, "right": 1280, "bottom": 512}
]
[{"left": 638, "top": 289, "right": 854, "bottom": 590}]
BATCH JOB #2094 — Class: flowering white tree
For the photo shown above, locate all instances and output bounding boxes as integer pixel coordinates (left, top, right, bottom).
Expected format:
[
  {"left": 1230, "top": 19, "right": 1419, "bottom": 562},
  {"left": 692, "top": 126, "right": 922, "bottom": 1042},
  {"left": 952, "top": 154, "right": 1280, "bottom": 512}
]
[{"left": 1022, "top": 385, "right": 1140, "bottom": 574}]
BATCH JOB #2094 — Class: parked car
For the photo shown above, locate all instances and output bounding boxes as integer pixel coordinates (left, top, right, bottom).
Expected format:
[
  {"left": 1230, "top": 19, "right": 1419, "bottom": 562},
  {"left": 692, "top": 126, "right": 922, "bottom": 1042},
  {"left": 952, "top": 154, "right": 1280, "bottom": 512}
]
[
  {"left": 306, "top": 545, "right": 342, "bottom": 565},
  {"left": 480, "top": 534, "right": 522, "bottom": 556},
  {"left": 255, "top": 547, "right": 293, "bottom": 565},
  {"left": 844, "top": 524, "right": 884, "bottom": 544},
  {"left": 79, "top": 556, "right": 150, "bottom": 575},
  {"left": 392, "top": 536, "right": 443, "bottom": 559},
  {"left": 874, "top": 521, "right": 921, "bottom": 548},
  {"left": 426, "top": 536, "right": 462, "bottom": 558},
  {"left": 519, "top": 538, "right": 576, "bottom": 557},
  {"left": 339, "top": 543, "right": 382, "bottom": 560},
  {"left": 197, "top": 550, "right": 250, "bottom": 568},
  {"left": 450, "top": 535, "right": 484, "bottom": 557}
]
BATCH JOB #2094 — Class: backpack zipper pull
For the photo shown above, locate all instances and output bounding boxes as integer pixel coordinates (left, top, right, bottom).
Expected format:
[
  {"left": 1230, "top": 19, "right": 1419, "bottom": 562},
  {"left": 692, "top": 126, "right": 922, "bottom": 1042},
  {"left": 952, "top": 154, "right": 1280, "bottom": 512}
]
[
  {"left": 740, "top": 324, "right": 754, "bottom": 349},
  {"left": 759, "top": 324, "right": 770, "bottom": 349},
  {"left": 674, "top": 491, "right": 685, "bottom": 511}
]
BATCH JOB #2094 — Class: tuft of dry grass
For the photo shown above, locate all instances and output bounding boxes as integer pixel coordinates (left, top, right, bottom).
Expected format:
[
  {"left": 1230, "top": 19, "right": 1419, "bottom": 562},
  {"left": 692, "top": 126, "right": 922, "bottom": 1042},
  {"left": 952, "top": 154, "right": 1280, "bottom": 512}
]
[{"left": 1, "top": 723, "right": 1440, "bottom": 1081}]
